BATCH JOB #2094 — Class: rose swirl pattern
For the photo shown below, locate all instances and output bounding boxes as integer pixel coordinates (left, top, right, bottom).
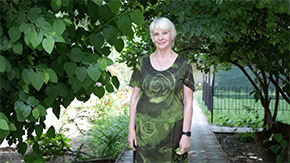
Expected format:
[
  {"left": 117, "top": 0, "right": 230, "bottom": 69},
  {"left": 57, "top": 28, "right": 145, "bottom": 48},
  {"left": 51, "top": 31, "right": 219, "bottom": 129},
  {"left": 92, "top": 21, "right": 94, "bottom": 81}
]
[
  {"left": 142, "top": 73, "right": 175, "bottom": 103},
  {"left": 143, "top": 122, "right": 154, "bottom": 135}
]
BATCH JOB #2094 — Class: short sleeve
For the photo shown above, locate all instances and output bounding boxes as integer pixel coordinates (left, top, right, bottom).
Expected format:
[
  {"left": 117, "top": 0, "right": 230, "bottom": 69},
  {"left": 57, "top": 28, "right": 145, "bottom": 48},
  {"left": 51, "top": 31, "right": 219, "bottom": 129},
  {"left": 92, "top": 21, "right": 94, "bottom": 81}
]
[
  {"left": 129, "top": 59, "right": 141, "bottom": 88},
  {"left": 183, "top": 62, "right": 195, "bottom": 91}
]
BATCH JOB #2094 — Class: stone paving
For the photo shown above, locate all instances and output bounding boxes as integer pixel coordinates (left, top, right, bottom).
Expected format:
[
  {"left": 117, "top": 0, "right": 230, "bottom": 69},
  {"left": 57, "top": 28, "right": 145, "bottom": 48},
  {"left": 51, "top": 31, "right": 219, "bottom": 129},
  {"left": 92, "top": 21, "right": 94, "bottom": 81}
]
[{"left": 117, "top": 100, "right": 229, "bottom": 163}]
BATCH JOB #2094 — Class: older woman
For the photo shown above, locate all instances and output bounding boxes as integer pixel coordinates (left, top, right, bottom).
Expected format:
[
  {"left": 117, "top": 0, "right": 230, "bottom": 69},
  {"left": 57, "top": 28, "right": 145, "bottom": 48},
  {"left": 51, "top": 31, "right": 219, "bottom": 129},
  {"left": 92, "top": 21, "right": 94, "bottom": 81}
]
[{"left": 128, "top": 17, "right": 195, "bottom": 162}]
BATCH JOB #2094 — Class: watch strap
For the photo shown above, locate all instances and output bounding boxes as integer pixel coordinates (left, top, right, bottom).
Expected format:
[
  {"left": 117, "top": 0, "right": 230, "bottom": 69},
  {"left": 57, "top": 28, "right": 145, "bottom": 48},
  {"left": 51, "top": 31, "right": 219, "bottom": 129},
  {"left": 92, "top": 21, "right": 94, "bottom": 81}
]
[{"left": 182, "top": 131, "right": 191, "bottom": 137}]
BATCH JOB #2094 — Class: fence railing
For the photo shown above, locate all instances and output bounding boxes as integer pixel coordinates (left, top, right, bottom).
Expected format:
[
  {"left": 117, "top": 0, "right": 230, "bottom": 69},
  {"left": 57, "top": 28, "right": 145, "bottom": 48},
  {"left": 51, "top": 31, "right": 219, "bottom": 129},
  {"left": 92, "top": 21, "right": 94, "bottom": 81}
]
[
  {"left": 202, "top": 80, "right": 213, "bottom": 123},
  {"left": 202, "top": 83, "right": 289, "bottom": 122},
  {"left": 214, "top": 87, "right": 289, "bottom": 112}
]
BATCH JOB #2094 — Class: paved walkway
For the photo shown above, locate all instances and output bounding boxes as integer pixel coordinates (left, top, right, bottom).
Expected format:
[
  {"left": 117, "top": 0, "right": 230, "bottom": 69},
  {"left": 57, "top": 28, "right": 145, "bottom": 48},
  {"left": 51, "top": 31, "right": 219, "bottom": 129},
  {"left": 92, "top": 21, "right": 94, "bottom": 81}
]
[{"left": 117, "top": 100, "right": 228, "bottom": 163}]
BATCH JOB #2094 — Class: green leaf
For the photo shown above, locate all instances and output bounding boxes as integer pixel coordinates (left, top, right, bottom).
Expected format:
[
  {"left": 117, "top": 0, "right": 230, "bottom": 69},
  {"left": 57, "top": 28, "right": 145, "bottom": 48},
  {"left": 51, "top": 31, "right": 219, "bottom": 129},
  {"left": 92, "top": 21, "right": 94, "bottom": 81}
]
[
  {"left": 17, "top": 142, "right": 27, "bottom": 155},
  {"left": 109, "top": 0, "right": 121, "bottom": 14},
  {"left": 24, "top": 27, "right": 32, "bottom": 46},
  {"left": 30, "top": 29, "right": 43, "bottom": 48},
  {"left": 98, "top": 57, "right": 107, "bottom": 71},
  {"left": 276, "top": 155, "right": 282, "bottom": 163},
  {"left": 53, "top": 20, "right": 66, "bottom": 35},
  {"left": 178, "top": 14, "right": 184, "bottom": 23},
  {"left": 63, "top": 89, "right": 75, "bottom": 108},
  {"left": 0, "top": 119, "right": 9, "bottom": 130},
  {"left": 87, "top": 63, "right": 102, "bottom": 81},
  {"left": 89, "top": 33, "right": 104, "bottom": 51},
  {"left": 130, "top": 9, "right": 143, "bottom": 26},
  {"left": 42, "top": 36, "right": 55, "bottom": 54},
  {"left": 9, "top": 122, "right": 17, "bottom": 131},
  {"left": 274, "top": 133, "right": 283, "bottom": 142},
  {"left": 105, "top": 83, "right": 114, "bottom": 93},
  {"left": 35, "top": 124, "right": 43, "bottom": 138},
  {"left": 47, "top": 126, "right": 55, "bottom": 138},
  {"left": 64, "top": 62, "right": 76, "bottom": 77},
  {"left": 32, "top": 142, "right": 41, "bottom": 154},
  {"left": 8, "top": 27, "right": 21, "bottom": 43},
  {"left": 281, "top": 140, "right": 287, "bottom": 149},
  {"left": 7, "top": 69, "right": 15, "bottom": 80},
  {"left": 117, "top": 14, "right": 133, "bottom": 39},
  {"left": 94, "top": 86, "right": 105, "bottom": 98},
  {"left": 195, "top": 27, "right": 201, "bottom": 37},
  {"left": 112, "top": 76, "right": 120, "bottom": 89},
  {"left": 22, "top": 105, "right": 32, "bottom": 118},
  {"left": 14, "top": 101, "right": 26, "bottom": 122},
  {"left": 36, "top": 105, "right": 47, "bottom": 116},
  {"left": 57, "top": 84, "right": 67, "bottom": 97},
  {"left": 24, "top": 155, "right": 45, "bottom": 163},
  {"left": 114, "top": 38, "right": 124, "bottom": 52},
  {"left": 14, "top": 101, "right": 31, "bottom": 118},
  {"left": 106, "top": 58, "right": 113, "bottom": 66},
  {"left": 103, "top": 25, "right": 118, "bottom": 45},
  {"left": 269, "top": 145, "right": 280, "bottom": 154},
  {"left": 30, "top": 70, "right": 44, "bottom": 91},
  {"left": 62, "top": 0, "right": 69, "bottom": 6},
  {"left": 22, "top": 69, "right": 31, "bottom": 84},
  {"left": 50, "top": 0, "right": 62, "bottom": 12},
  {"left": 0, "top": 112, "right": 9, "bottom": 122},
  {"left": 52, "top": 33, "right": 65, "bottom": 42},
  {"left": 93, "top": 0, "right": 103, "bottom": 6},
  {"left": 76, "top": 67, "right": 87, "bottom": 82},
  {"left": 12, "top": 42, "right": 23, "bottom": 54},
  {"left": 46, "top": 68, "right": 58, "bottom": 83},
  {"left": 0, "top": 55, "right": 7, "bottom": 73},
  {"left": 42, "top": 72, "right": 50, "bottom": 84},
  {"left": 26, "top": 96, "right": 40, "bottom": 107},
  {"left": 0, "top": 130, "right": 10, "bottom": 140},
  {"left": 32, "top": 108, "right": 40, "bottom": 119}
]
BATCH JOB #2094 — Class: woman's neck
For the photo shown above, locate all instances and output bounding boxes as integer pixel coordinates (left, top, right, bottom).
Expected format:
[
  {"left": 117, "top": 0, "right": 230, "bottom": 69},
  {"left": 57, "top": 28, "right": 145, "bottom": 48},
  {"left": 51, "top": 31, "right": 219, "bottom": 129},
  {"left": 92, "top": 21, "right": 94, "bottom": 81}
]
[{"left": 156, "top": 48, "right": 172, "bottom": 57}]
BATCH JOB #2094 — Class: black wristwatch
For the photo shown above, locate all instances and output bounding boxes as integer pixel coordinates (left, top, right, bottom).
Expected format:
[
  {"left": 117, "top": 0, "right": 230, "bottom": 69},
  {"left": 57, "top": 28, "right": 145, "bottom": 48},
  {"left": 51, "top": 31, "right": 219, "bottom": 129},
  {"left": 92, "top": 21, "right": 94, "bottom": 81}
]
[{"left": 182, "top": 131, "right": 191, "bottom": 137}]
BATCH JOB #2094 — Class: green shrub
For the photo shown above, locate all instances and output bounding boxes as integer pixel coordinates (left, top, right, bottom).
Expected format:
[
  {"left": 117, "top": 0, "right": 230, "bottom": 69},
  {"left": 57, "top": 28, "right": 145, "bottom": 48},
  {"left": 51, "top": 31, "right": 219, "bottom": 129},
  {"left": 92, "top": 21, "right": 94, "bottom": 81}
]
[
  {"left": 26, "top": 133, "right": 72, "bottom": 161},
  {"left": 235, "top": 132, "right": 254, "bottom": 142},
  {"left": 85, "top": 113, "right": 130, "bottom": 159}
]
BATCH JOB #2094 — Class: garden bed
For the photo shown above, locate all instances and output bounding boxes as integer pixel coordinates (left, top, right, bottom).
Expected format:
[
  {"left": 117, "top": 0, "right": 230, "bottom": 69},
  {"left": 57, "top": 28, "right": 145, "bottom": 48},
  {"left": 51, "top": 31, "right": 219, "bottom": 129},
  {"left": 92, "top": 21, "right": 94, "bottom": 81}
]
[{"left": 215, "top": 133, "right": 262, "bottom": 162}]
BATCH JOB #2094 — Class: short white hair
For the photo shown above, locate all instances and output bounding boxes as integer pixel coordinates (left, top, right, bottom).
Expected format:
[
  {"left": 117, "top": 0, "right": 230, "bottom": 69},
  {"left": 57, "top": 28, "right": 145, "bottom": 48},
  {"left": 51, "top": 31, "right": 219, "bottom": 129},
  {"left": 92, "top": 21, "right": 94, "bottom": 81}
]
[{"left": 149, "top": 17, "right": 177, "bottom": 47}]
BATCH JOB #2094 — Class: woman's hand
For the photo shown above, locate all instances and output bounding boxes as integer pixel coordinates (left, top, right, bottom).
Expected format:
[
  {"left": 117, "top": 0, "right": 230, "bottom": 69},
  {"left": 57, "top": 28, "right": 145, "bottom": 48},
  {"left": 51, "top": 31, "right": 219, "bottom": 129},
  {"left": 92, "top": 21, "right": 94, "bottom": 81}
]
[
  {"left": 179, "top": 135, "right": 190, "bottom": 154},
  {"left": 128, "top": 128, "right": 137, "bottom": 151}
]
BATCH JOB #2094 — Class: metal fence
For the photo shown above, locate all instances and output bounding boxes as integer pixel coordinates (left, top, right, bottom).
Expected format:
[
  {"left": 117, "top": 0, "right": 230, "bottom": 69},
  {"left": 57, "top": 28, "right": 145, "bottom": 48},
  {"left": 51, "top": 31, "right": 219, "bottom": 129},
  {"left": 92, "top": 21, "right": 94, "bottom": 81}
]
[
  {"left": 202, "top": 80, "right": 213, "bottom": 123},
  {"left": 202, "top": 81, "right": 290, "bottom": 122},
  {"left": 214, "top": 87, "right": 289, "bottom": 113}
]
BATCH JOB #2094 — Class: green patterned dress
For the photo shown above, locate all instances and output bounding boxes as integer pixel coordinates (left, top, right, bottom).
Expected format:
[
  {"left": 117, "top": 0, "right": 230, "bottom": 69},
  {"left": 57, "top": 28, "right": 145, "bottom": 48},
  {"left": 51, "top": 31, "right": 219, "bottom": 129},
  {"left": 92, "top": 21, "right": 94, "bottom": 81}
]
[{"left": 129, "top": 55, "right": 195, "bottom": 163}]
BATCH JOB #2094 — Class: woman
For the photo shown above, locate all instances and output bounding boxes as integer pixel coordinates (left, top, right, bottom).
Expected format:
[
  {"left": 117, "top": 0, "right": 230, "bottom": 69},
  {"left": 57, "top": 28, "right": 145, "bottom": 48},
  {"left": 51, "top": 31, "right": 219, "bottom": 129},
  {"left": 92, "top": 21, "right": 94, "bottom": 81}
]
[{"left": 128, "top": 17, "right": 195, "bottom": 163}]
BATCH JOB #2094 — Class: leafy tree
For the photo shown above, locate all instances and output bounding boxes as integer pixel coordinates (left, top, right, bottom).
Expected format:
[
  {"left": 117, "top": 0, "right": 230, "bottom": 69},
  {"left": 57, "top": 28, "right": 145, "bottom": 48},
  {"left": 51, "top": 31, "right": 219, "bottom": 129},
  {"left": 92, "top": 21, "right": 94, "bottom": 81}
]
[
  {"left": 0, "top": 0, "right": 143, "bottom": 160},
  {"left": 119, "top": 0, "right": 290, "bottom": 129}
]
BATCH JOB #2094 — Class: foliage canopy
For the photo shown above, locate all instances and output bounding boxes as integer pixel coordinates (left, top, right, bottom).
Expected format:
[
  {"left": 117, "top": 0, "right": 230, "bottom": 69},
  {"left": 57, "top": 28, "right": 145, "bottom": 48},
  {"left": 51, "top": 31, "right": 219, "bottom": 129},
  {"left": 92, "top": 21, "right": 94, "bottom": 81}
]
[{"left": 0, "top": 0, "right": 143, "bottom": 159}]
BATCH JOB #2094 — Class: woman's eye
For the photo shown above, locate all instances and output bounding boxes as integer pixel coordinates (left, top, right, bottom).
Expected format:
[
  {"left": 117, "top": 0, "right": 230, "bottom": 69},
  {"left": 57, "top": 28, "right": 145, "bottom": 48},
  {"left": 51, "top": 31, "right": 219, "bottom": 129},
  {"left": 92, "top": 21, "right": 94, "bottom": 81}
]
[
  {"left": 154, "top": 33, "right": 159, "bottom": 36},
  {"left": 163, "top": 32, "right": 168, "bottom": 35}
]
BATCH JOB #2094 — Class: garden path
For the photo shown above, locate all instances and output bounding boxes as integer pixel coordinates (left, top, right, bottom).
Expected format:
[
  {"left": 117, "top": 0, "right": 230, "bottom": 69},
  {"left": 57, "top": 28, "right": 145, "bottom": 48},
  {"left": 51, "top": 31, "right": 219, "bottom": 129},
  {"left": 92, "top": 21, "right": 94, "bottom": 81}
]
[{"left": 117, "top": 100, "right": 229, "bottom": 163}]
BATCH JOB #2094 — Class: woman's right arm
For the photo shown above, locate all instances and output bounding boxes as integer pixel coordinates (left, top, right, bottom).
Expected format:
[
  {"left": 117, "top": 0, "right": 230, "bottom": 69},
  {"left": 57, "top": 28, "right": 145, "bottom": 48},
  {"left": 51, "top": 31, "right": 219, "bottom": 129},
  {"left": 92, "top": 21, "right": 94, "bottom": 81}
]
[{"left": 128, "top": 86, "right": 141, "bottom": 151}]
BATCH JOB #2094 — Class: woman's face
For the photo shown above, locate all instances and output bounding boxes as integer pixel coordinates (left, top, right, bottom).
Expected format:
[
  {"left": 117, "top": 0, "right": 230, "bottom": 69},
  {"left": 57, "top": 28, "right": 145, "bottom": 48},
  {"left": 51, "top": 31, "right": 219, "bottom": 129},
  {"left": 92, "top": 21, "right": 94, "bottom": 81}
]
[{"left": 152, "top": 28, "right": 172, "bottom": 50}]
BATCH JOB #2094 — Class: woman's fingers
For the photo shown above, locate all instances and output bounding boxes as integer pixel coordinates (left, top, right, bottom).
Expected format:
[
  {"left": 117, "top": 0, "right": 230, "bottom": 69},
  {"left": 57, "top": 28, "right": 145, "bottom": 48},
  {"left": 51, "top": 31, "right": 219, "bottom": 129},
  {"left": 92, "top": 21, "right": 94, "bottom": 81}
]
[
  {"left": 132, "top": 139, "right": 137, "bottom": 151},
  {"left": 128, "top": 138, "right": 137, "bottom": 151},
  {"left": 180, "top": 145, "right": 189, "bottom": 154}
]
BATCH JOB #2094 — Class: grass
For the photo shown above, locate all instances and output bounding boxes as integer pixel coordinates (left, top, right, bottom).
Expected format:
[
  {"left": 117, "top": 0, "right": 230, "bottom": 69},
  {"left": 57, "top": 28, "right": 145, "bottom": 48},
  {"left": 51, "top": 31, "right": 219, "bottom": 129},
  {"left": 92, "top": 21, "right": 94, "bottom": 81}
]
[{"left": 194, "top": 90, "right": 290, "bottom": 127}]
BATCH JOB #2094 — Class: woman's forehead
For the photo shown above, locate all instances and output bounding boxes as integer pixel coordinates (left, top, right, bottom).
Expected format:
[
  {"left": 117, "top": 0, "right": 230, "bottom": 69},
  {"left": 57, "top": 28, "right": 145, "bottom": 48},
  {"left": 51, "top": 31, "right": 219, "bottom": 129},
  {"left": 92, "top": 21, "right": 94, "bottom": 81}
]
[{"left": 153, "top": 28, "right": 170, "bottom": 33}]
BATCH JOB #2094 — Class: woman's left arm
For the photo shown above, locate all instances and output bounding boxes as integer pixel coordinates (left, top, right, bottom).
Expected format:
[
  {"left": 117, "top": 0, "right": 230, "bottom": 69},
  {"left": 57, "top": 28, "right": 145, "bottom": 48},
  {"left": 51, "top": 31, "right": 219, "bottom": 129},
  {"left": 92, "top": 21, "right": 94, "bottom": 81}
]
[{"left": 179, "top": 84, "right": 193, "bottom": 154}]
